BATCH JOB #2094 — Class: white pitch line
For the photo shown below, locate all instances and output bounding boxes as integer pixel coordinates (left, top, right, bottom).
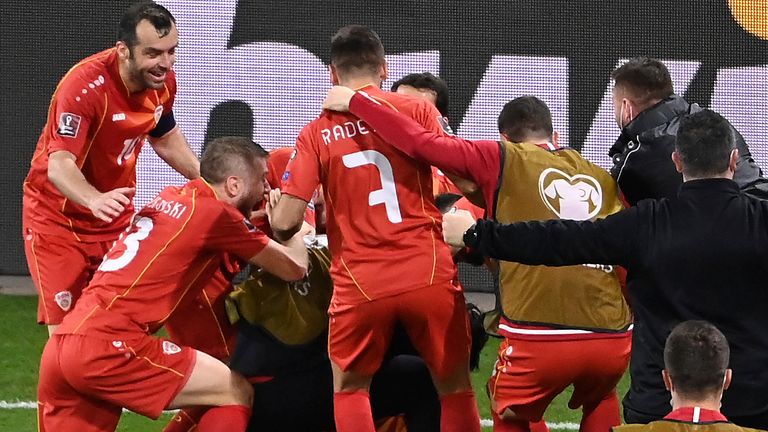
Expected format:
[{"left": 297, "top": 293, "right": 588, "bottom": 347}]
[{"left": 1, "top": 400, "right": 580, "bottom": 429}]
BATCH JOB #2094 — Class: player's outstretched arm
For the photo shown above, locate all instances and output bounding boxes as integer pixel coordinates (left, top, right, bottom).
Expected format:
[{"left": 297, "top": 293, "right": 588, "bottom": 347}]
[
  {"left": 150, "top": 127, "right": 200, "bottom": 180},
  {"left": 48, "top": 150, "right": 135, "bottom": 223},
  {"left": 456, "top": 213, "right": 636, "bottom": 268},
  {"left": 248, "top": 227, "right": 310, "bottom": 282}
]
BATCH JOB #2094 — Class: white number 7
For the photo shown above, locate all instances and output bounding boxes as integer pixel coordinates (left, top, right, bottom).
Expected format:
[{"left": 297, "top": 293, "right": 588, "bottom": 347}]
[{"left": 342, "top": 150, "right": 403, "bottom": 223}]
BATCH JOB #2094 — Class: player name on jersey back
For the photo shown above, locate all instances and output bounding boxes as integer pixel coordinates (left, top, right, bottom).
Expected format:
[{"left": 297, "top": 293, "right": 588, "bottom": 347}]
[{"left": 320, "top": 120, "right": 371, "bottom": 145}]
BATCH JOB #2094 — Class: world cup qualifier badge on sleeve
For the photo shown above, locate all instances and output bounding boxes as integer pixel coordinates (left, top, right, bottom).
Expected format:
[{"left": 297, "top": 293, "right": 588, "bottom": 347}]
[{"left": 57, "top": 113, "right": 82, "bottom": 138}]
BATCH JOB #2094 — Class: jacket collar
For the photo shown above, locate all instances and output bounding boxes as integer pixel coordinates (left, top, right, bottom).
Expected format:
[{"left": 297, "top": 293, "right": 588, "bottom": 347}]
[
  {"left": 678, "top": 178, "right": 740, "bottom": 197},
  {"left": 610, "top": 95, "right": 693, "bottom": 156}
]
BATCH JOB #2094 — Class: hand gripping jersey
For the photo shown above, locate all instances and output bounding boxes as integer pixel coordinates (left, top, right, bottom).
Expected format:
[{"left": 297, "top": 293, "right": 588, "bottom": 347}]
[
  {"left": 23, "top": 48, "right": 178, "bottom": 240},
  {"left": 282, "top": 85, "right": 456, "bottom": 305},
  {"left": 56, "top": 178, "right": 269, "bottom": 338}
]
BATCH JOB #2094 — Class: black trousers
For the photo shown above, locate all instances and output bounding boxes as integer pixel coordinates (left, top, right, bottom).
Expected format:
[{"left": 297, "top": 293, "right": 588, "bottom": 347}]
[{"left": 245, "top": 354, "right": 439, "bottom": 432}]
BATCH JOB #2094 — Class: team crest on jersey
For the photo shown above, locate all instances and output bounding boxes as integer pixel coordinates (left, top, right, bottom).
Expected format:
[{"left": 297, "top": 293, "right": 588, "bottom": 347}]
[
  {"left": 162, "top": 340, "right": 181, "bottom": 355},
  {"left": 56, "top": 113, "right": 82, "bottom": 138},
  {"left": 54, "top": 291, "right": 73, "bottom": 311},
  {"left": 154, "top": 105, "right": 164, "bottom": 124},
  {"left": 437, "top": 116, "right": 454, "bottom": 135},
  {"left": 538, "top": 168, "right": 603, "bottom": 221}
]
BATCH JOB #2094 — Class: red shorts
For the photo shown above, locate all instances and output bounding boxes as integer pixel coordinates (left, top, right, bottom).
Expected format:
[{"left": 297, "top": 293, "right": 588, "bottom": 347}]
[
  {"left": 164, "top": 271, "right": 236, "bottom": 361},
  {"left": 488, "top": 335, "right": 631, "bottom": 421},
  {"left": 23, "top": 227, "right": 114, "bottom": 325},
  {"left": 328, "top": 281, "right": 471, "bottom": 379},
  {"left": 37, "top": 333, "right": 196, "bottom": 432}
]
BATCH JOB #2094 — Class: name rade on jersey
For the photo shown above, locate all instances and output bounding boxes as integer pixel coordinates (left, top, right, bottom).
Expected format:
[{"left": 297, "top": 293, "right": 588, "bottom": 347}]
[
  {"left": 145, "top": 195, "right": 188, "bottom": 220},
  {"left": 320, "top": 120, "right": 371, "bottom": 145}
]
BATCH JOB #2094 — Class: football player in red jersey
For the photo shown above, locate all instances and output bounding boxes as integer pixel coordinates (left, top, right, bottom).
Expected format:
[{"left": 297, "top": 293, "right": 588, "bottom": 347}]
[
  {"left": 37, "top": 137, "right": 310, "bottom": 432},
  {"left": 23, "top": 1, "right": 200, "bottom": 335},
  {"left": 272, "top": 25, "right": 481, "bottom": 432},
  {"left": 324, "top": 89, "right": 633, "bottom": 432}
]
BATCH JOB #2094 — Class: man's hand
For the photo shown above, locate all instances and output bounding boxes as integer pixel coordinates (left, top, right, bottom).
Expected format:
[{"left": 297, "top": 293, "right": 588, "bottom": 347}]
[
  {"left": 322, "top": 86, "right": 356, "bottom": 112},
  {"left": 87, "top": 187, "right": 136, "bottom": 223},
  {"left": 266, "top": 188, "right": 282, "bottom": 226},
  {"left": 442, "top": 209, "right": 476, "bottom": 248}
]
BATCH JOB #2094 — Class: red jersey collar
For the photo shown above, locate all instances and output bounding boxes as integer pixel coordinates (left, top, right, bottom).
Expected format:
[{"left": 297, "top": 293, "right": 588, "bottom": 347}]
[
  {"left": 186, "top": 178, "right": 218, "bottom": 199},
  {"left": 532, "top": 141, "right": 560, "bottom": 151},
  {"left": 503, "top": 138, "right": 561, "bottom": 151},
  {"left": 664, "top": 407, "right": 728, "bottom": 423},
  {"left": 353, "top": 83, "right": 383, "bottom": 94}
]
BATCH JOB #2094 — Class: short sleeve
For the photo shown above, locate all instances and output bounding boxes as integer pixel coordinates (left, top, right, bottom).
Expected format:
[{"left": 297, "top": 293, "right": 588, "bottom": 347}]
[
  {"left": 282, "top": 127, "right": 321, "bottom": 203},
  {"left": 46, "top": 73, "right": 101, "bottom": 158},
  {"left": 149, "top": 71, "right": 177, "bottom": 138},
  {"left": 206, "top": 204, "right": 271, "bottom": 260}
]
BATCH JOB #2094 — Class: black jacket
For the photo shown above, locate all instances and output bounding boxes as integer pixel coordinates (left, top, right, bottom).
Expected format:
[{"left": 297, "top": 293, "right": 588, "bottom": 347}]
[
  {"left": 469, "top": 179, "right": 768, "bottom": 422},
  {"left": 609, "top": 96, "right": 767, "bottom": 206}
]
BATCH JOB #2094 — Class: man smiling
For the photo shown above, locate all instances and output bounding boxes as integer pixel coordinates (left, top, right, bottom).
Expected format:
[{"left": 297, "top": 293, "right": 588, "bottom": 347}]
[{"left": 22, "top": 1, "right": 199, "bottom": 335}]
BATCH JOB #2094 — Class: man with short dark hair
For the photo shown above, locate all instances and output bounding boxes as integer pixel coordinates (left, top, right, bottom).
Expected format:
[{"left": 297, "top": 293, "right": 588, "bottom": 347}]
[
  {"left": 23, "top": 1, "right": 200, "bottom": 335},
  {"left": 609, "top": 57, "right": 766, "bottom": 206},
  {"left": 438, "top": 109, "right": 768, "bottom": 429},
  {"left": 37, "top": 136, "right": 310, "bottom": 432},
  {"left": 272, "top": 25, "right": 480, "bottom": 432},
  {"left": 613, "top": 321, "right": 763, "bottom": 431},
  {"left": 322, "top": 89, "right": 632, "bottom": 431},
  {"left": 392, "top": 72, "right": 460, "bottom": 197},
  {"left": 391, "top": 72, "right": 450, "bottom": 117}
]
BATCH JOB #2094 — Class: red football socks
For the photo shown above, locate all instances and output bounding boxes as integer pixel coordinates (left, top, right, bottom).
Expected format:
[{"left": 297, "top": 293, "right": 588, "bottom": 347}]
[
  {"left": 334, "top": 391, "right": 375, "bottom": 432},
  {"left": 440, "top": 391, "right": 481, "bottom": 432},
  {"left": 196, "top": 404, "right": 251, "bottom": 432},
  {"left": 491, "top": 411, "right": 530, "bottom": 432},
  {"left": 163, "top": 407, "right": 207, "bottom": 432},
  {"left": 580, "top": 391, "right": 621, "bottom": 432},
  {"left": 530, "top": 418, "right": 550, "bottom": 432}
]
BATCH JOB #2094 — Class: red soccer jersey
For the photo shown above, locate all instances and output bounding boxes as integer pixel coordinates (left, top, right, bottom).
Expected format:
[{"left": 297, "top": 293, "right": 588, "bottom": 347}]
[
  {"left": 23, "top": 48, "right": 177, "bottom": 241},
  {"left": 56, "top": 178, "right": 269, "bottom": 338},
  {"left": 268, "top": 147, "right": 317, "bottom": 227},
  {"left": 164, "top": 253, "right": 243, "bottom": 360},
  {"left": 282, "top": 85, "right": 456, "bottom": 305}
]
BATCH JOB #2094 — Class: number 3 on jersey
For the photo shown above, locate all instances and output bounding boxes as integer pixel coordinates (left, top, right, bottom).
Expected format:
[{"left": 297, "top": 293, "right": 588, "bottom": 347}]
[
  {"left": 99, "top": 217, "right": 154, "bottom": 272},
  {"left": 342, "top": 150, "right": 403, "bottom": 224}
]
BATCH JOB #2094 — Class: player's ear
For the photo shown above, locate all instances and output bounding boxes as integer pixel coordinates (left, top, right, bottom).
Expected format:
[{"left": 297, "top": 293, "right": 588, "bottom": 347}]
[
  {"left": 224, "top": 175, "right": 242, "bottom": 198},
  {"left": 379, "top": 60, "right": 389, "bottom": 82},
  {"left": 329, "top": 64, "right": 340, "bottom": 86},
  {"left": 551, "top": 131, "right": 560, "bottom": 147},
  {"left": 116, "top": 41, "right": 130, "bottom": 61}
]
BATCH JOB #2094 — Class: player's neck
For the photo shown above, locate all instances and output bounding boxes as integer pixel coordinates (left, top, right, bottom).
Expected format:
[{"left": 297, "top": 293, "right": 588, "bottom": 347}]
[
  {"left": 671, "top": 394, "right": 722, "bottom": 413},
  {"left": 338, "top": 76, "right": 382, "bottom": 91},
  {"left": 117, "top": 61, "right": 144, "bottom": 94}
]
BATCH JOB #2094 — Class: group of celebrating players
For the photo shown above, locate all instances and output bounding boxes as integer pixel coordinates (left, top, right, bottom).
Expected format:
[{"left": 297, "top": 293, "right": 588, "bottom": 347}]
[{"left": 23, "top": 1, "right": 768, "bottom": 432}]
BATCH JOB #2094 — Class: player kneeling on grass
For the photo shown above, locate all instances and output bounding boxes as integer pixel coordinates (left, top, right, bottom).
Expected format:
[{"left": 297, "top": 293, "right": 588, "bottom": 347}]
[{"left": 37, "top": 136, "right": 310, "bottom": 432}]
